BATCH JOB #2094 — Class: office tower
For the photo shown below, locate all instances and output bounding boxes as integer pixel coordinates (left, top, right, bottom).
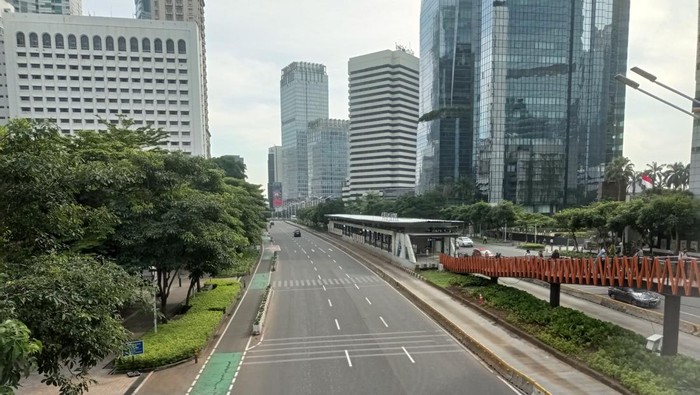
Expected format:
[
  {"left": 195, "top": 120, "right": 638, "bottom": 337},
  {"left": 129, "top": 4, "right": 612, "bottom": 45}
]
[
  {"left": 0, "top": 12, "right": 208, "bottom": 156},
  {"left": 416, "top": 0, "right": 479, "bottom": 194},
  {"left": 307, "top": 119, "right": 349, "bottom": 198},
  {"left": 10, "top": 0, "right": 80, "bottom": 15},
  {"left": 280, "top": 62, "right": 329, "bottom": 201},
  {"left": 135, "top": 0, "right": 209, "bottom": 157},
  {"left": 345, "top": 49, "right": 419, "bottom": 200},
  {"left": 268, "top": 145, "right": 283, "bottom": 209},
  {"left": 691, "top": 0, "right": 700, "bottom": 197},
  {"left": 476, "top": 0, "right": 630, "bottom": 211}
]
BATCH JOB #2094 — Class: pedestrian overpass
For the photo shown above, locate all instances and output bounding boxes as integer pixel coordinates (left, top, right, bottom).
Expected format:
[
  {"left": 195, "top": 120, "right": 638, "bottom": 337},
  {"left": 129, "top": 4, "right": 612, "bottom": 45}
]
[{"left": 440, "top": 254, "right": 700, "bottom": 356}]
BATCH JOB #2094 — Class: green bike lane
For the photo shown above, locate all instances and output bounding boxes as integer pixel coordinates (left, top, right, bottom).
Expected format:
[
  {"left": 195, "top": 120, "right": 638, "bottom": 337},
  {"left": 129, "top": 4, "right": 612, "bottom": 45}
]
[{"left": 188, "top": 247, "right": 274, "bottom": 395}]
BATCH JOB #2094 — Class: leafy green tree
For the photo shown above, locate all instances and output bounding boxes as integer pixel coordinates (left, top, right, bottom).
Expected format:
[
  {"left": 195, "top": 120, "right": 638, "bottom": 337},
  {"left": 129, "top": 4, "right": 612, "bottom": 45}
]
[
  {"left": 638, "top": 192, "right": 700, "bottom": 253},
  {"left": 467, "top": 202, "right": 493, "bottom": 236},
  {"left": 604, "top": 156, "right": 634, "bottom": 201},
  {"left": 554, "top": 207, "right": 589, "bottom": 250},
  {"left": 211, "top": 155, "right": 247, "bottom": 180},
  {"left": 0, "top": 319, "right": 42, "bottom": 393},
  {"left": 488, "top": 201, "right": 518, "bottom": 239},
  {"left": 2, "top": 255, "right": 141, "bottom": 394}
]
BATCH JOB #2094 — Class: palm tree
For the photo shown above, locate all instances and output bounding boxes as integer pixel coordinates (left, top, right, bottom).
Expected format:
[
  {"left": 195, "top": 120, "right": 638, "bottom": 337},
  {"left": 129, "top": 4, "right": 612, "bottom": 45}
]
[
  {"left": 604, "top": 156, "right": 635, "bottom": 200},
  {"left": 627, "top": 170, "right": 643, "bottom": 196},
  {"left": 663, "top": 162, "right": 690, "bottom": 190},
  {"left": 645, "top": 161, "right": 666, "bottom": 189}
]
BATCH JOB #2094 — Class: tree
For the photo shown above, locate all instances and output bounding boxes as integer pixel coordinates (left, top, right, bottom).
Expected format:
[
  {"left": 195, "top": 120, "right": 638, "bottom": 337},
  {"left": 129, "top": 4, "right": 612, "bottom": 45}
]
[
  {"left": 604, "top": 156, "right": 635, "bottom": 201},
  {"left": 554, "top": 207, "right": 589, "bottom": 250},
  {"left": 0, "top": 318, "right": 42, "bottom": 393},
  {"left": 2, "top": 255, "right": 141, "bottom": 394},
  {"left": 211, "top": 155, "right": 247, "bottom": 180},
  {"left": 645, "top": 161, "right": 666, "bottom": 189},
  {"left": 663, "top": 162, "right": 690, "bottom": 190},
  {"left": 638, "top": 192, "right": 700, "bottom": 253},
  {"left": 488, "top": 201, "right": 518, "bottom": 239},
  {"left": 628, "top": 170, "right": 643, "bottom": 196}
]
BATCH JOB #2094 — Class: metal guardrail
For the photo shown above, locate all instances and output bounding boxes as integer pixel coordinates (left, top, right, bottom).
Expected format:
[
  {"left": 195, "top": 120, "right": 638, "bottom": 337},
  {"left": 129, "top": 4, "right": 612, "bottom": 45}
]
[{"left": 440, "top": 255, "right": 700, "bottom": 297}]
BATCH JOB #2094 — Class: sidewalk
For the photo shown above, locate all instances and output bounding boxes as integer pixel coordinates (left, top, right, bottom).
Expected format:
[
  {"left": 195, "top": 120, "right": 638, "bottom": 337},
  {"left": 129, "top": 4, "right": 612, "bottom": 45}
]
[{"left": 16, "top": 238, "right": 264, "bottom": 395}]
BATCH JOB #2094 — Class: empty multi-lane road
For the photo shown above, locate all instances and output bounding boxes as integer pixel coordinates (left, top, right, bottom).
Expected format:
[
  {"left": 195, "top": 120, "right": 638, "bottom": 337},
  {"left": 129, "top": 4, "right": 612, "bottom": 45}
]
[{"left": 232, "top": 222, "right": 517, "bottom": 394}]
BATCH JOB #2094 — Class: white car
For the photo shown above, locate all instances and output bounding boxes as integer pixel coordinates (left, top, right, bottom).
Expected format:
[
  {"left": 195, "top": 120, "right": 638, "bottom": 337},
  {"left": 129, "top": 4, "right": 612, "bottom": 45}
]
[{"left": 456, "top": 236, "right": 474, "bottom": 247}]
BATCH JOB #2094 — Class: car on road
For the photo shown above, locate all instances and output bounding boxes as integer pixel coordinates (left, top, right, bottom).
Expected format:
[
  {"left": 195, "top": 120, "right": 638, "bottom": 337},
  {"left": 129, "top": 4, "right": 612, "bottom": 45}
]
[
  {"left": 472, "top": 247, "right": 493, "bottom": 257},
  {"left": 293, "top": 229, "right": 301, "bottom": 237},
  {"left": 456, "top": 236, "right": 474, "bottom": 247},
  {"left": 607, "top": 287, "right": 660, "bottom": 308}
]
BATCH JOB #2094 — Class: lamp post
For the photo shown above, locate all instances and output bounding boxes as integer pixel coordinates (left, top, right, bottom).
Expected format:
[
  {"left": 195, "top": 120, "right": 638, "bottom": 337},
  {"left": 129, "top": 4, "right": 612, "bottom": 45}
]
[
  {"left": 614, "top": 74, "right": 700, "bottom": 120},
  {"left": 149, "top": 266, "right": 158, "bottom": 333}
]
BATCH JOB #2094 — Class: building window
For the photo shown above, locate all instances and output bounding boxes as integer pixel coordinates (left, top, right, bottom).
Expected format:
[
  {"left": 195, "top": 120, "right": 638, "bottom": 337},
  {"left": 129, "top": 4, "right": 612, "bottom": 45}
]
[
  {"left": 177, "top": 39, "right": 186, "bottom": 54},
  {"left": 106, "top": 36, "right": 114, "bottom": 51},
  {"left": 166, "top": 39, "right": 175, "bottom": 54},
  {"left": 118, "top": 37, "right": 127, "bottom": 51},
  {"left": 67, "top": 34, "right": 77, "bottom": 49},
  {"left": 80, "top": 34, "right": 89, "bottom": 50},
  {"left": 42, "top": 33, "right": 51, "bottom": 49},
  {"left": 29, "top": 33, "right": 38, "bottom": 48},
  {"left": 93, "top": 35, "right": 102, "bottom": 50},
  {"left": 130, "top": 37, "right": 139, "bottom": 52},
  {"left": 16, "top": 32, "right": 25, "bottom": 47},
  {"left": 142, "top": 38, "right": 151, "bottom": 52},
  {"left": 154, "top": 38, "right": 162, "bottom": 53},
  {"left": 55, "top": 34, "right": 64, "bottom": 49}
]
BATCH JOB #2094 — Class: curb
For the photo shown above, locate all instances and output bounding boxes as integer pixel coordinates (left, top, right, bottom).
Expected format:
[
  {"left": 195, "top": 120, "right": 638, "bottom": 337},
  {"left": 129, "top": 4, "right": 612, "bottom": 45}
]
[
  {"left": 306, "top": 229, "right": 550, "bottom": 395},
  {"left": 523, "top": 279, "right": 700, "bottom": 338}
]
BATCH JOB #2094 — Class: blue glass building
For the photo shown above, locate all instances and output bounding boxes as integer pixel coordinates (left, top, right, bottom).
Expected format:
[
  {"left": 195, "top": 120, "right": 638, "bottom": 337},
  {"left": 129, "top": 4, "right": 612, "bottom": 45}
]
[
  {"left": 418, "top": 0, "right": 630, "bottom": 211},
  {"left": 416, "top": 0, "right": 480, "bottom": 194}
]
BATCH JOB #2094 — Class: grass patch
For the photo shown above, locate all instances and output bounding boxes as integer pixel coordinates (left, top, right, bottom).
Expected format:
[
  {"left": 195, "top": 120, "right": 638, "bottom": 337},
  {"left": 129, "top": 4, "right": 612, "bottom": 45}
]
[
  {"left": 115, "top": 279, "right": 241, "bottom": 371},
  {"left": 423, "top": 271, "right": 700, "bottom": 395}
]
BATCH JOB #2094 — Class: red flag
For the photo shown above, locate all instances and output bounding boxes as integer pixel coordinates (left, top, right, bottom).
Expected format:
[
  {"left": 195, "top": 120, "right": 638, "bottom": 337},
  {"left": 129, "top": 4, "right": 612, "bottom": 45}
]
[{"left": 641, "top": 173, "right": 653, "bottom": 189}]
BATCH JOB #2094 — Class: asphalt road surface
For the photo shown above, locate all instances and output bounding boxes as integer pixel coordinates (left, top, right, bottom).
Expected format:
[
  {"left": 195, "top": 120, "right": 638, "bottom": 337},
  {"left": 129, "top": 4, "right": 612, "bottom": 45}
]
[{"left": 232, "top": 223, "right": 518, "bottom": 395}]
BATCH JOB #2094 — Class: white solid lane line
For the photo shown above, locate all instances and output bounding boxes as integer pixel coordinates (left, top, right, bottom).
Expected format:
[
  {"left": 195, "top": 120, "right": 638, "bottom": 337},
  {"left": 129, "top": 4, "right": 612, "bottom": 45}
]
[
  {"left": 335, "top": 318, "right": 340, "bottom": 331},
  {"left": 345, "top": 350, "right": 352, "bottom": 367},
  {"left": 379, "top": 316, "right": 388, "bottom": 328},
  {"left": 328, "top": 299, "right": 333, "bottom": 307},
  {"left": 365, "top": 297, "right": 372, "bottom": 305},
  {"left": 402, "top": 346, "right": 415, "bottom": 363}
]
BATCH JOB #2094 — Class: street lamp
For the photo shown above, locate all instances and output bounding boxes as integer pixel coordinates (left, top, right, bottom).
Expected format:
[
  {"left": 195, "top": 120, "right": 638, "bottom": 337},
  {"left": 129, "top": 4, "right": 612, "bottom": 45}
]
[
  {"left": 149, "top": 266, "right": 158, "bottom": 333},
  {"left": 614, "top": 74, "right": 700, "bottom": 120},
  {"left": 631, "top": 66, "right": 700, "bottom": 106}
]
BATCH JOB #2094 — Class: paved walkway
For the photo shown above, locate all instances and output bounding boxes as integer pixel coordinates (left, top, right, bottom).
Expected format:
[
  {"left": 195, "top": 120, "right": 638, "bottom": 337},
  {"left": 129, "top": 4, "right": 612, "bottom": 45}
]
[{"left": 15, "top": 239, "right": 266, "bottom": 395}]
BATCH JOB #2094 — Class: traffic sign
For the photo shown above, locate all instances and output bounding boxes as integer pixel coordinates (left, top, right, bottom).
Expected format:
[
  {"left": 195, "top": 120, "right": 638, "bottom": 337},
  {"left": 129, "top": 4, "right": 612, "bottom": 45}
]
[{"left": 124, "top": 340, "right": 144, "bottom": 356}]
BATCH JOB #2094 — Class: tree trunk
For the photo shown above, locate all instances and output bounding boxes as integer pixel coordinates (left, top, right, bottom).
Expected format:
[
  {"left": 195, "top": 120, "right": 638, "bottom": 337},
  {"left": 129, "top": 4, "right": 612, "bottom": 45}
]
[
  {"left": 185, "top": 278, "right": 197, "bottom": 307},
  {"left": 158, "top": 270, "right": 179, "bottom": 322}
]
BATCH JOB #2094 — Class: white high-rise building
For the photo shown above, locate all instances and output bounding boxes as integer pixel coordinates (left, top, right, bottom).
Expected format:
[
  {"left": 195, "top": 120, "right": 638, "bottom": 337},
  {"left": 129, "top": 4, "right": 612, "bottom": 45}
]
[
  {"left": 308, "top": 119, "right": 348, "bottom": 198},
  {"left": 280, "top": 62, "right": 329, "bottom": 201},
  {"left": 135, "top": 0, "right": 209, "bottom": 157},
  {"left": 268, "top": 145, "right": 283, "bottom": 209},
  {"left": 10, "top": 0, "right": 80, "bottom": 15},
  {"left": 344, "top": 49, "right": 419, "bottom": 200},
  {"left": 0, "top": 12, "right": 209, "bottom": 156}
]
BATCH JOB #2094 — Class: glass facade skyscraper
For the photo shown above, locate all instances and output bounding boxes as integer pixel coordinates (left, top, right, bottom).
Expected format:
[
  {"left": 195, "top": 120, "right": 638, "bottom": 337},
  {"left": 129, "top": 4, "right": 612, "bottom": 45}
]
[
  {"left": 10, "top": 0, "right": 81, "bottom": 15},
  {"left": 418, "top": 0, "right": 630, "bottom": 212},
  {"left": 477, "top": 0, "right": 629, "bottom": 211},
  {"left": 416, "top": 0, "right": 479, "bottom": 194},
  {"left": 280, "top": 62, "right": 329, "bottom": 201},
  {"left": 307, "top": 119, "right": 349, "bottom": 198}
]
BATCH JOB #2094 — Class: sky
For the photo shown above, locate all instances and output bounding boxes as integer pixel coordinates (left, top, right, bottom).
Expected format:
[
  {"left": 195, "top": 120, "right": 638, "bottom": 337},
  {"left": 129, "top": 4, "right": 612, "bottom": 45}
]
[{"left": 83, "top": 1, "right": 697, "bottom": 189}]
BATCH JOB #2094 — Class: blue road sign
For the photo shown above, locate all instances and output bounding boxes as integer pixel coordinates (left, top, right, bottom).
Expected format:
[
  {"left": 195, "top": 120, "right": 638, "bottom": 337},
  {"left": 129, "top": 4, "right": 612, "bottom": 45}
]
[{"left": 124, "top": 340, "right": 144, "bottom": 356}]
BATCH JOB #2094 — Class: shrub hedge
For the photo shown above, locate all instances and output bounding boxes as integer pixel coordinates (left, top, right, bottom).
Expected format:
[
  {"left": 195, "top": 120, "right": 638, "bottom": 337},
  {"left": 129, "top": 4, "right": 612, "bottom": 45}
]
[
  {"left": 420, "top": 270, "right": 700, "bottom": 395},
  {"left": 518, "top": 243, "right": 545, "bottom": 250},
  {"left": 116, "top": 279, "right": 241, "bottom": 371}
]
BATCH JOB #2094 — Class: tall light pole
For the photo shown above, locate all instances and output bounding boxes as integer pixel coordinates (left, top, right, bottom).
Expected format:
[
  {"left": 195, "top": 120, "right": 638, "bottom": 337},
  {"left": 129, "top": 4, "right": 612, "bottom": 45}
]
[
  {"left": 149, "top": 266, "right": 158, "bottom": 333},
  {"left": 614, "top": 74, "right": 700, "bottom": 120}
]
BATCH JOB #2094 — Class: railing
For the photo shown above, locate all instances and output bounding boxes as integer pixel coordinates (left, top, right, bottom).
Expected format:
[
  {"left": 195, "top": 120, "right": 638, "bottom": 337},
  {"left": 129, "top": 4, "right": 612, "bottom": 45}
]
[{"left": 440, "top": 254, "right": 700, "bottom": 297}]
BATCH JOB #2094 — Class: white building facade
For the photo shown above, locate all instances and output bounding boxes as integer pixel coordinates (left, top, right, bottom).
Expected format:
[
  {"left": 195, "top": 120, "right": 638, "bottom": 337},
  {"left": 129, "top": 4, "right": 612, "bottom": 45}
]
[
  {"left": 0, "top": 12, "right": 209, "bottom": 156},
  {"left": 135, "top": 0, "right": 209, "bottom": 155},
  {"left": 10, "top": 0, "right": 80, "bottom": 15},
  {"left": 345, "top": 49, "right": 419, "bottom": 200},
  {"left": 307, "top": 118, "right": 349, "bottom": 198}
]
